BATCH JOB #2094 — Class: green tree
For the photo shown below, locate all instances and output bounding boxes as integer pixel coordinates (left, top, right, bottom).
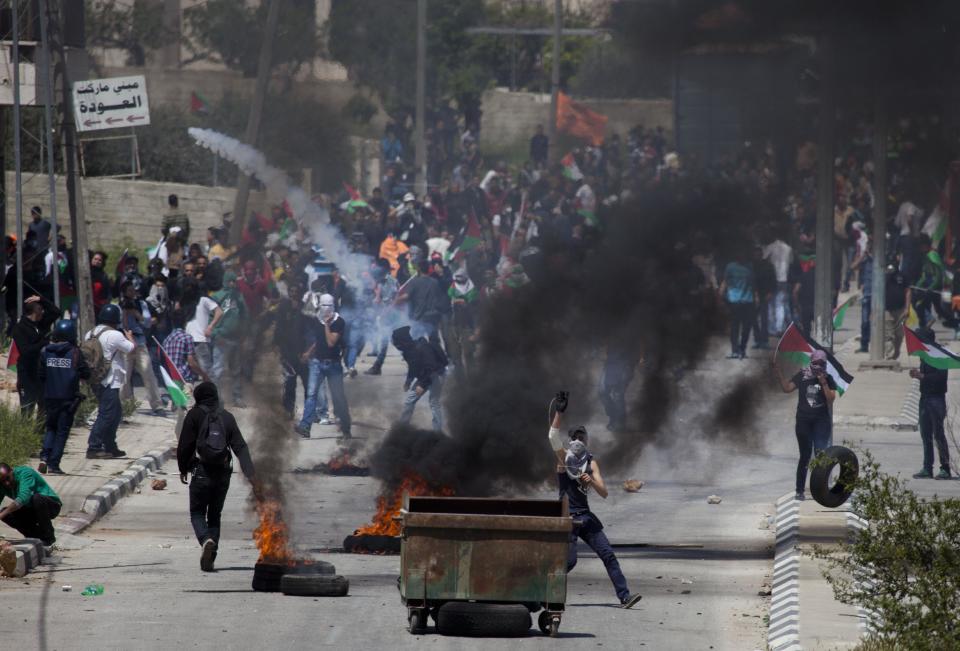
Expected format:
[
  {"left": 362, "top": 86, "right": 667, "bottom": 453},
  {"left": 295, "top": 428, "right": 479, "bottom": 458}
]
[
  {"left": 85, "top": 0, "right": 176, "bottom": 66},
  {"left": 811, "top": 450, "right": 960, "bottom": 649},
  {"left": 183, "top": 0, "right": 319, "bottom": 78}
]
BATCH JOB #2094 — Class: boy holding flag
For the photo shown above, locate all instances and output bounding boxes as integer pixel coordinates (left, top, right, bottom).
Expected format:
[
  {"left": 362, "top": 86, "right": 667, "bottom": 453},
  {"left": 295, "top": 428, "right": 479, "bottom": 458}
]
[{"left": 904, "top": 326, "right": 954, "bottom": 479}]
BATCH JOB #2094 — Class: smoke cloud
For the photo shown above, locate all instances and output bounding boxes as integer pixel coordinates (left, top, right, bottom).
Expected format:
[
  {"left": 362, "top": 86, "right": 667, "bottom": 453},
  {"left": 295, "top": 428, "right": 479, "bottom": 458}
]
[
  {"left": 372, "top": 184, "right": 773, "bottom": 495},
  {"left": 187, "top": 127, "right": 370, "bottom": 283}
]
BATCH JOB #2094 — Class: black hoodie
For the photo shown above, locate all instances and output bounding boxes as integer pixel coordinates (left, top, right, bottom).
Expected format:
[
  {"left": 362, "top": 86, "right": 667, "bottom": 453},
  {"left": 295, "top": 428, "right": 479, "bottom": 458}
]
[
  {"left": 392, "top": 327, "right": 448, "bottom": 389},
  {"left": 177, "top": 382, "right": 255, "bottom": 479}
]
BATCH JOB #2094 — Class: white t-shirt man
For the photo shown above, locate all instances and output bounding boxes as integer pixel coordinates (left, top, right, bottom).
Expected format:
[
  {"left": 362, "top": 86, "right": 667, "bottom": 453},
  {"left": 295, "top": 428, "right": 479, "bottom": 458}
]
[
  {"left": 85, "top": 325, "right": 135, "bottom": 389},
  {"left": 186, "top": 296, "right": 220, "bottom": 344},
  {"left": 763, "top": 239, "right": 794, "bottom": 283},
  {"left": 575, "top": 183, "right": 597, "bottom": 214}
]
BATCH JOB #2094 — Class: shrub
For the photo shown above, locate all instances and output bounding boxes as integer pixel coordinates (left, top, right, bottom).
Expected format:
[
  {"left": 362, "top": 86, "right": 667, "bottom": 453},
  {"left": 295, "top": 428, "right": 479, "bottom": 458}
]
[
  {"left": 0, "top": 403, "right": 42, "bottom": 467},
  {"left": 122, "top": 398, "right": 142, "bottom": 422},
  {"left": 811, "top": 450, "right": 960, "bottom": 650}
]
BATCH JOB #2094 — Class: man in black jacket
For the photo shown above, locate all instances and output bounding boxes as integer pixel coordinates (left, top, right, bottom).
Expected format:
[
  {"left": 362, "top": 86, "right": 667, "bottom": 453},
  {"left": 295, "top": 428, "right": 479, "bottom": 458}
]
[
  {"left": 12, "top": 295, "right": 61, "bottom": 416},
  {"left": 393, "top": 326, "right": 448, "bottom": 431},
  {"left": 177, "top": 382, "right": 256, "bottom": 572},
  {"left": 38, "top": 320, "right": 89, "bottom": 475}
]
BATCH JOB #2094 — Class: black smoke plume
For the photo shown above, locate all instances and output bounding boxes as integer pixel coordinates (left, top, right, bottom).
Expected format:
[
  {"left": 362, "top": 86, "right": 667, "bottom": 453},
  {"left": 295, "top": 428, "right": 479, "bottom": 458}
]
[{"left": 370, "top": 185, "right": 773, "bottom": 495}]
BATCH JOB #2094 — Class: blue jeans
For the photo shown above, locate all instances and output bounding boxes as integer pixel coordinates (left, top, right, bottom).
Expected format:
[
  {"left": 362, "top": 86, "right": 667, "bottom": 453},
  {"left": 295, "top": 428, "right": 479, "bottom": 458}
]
[
  {"left": 567, "top": 511, "right": 630, "bottom": 602},
  {"left": 212, "top": 338, "right": 243, "bottom": 403},
  {"left": 919, "top": 394, "right": 950, "bottom": 473},
  {"left": 399, "top": 372, "right": 445, "bottom": 431},
  {"left": 299, "top": 359, "right": 351, "bottom": 435},
  {"left": 88, "top": 386, "right": 122, "bottom": 453},
  {"left": 344, "top": 322, "right": 365, "bottom": 370},
  {"left": 795, "top": 414, "right": 832, "bottom": 493},
  {"left": 41, "top": 398, "right": 76, "bottom": 469}
]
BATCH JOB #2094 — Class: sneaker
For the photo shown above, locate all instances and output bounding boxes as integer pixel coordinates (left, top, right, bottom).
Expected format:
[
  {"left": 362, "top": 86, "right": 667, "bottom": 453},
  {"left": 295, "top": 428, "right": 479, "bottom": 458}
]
[
  {"left": 912, "top": 469, "right": 933, "bottom": 479},
  {"left": 620, "top": 593, "right": 642, "bottom": 609},
  {"left": 795, "top": 491, "right": 805, "bottom": 501},
  {"left": 86, "top": 449, "right": 110, "bottom": 459},
  {"left": 151, "top": 408, "right": 166, "bottom": 417},
  {"left": 200, "top": 538, "right": 217, "bottom": 572},
  {"left": 364, "top": 366, "right": 382, "bottom": 376},
  {"left": 318, "top": 417, "right": 335, "bottom": 426},
  {"left": 348, "top": 367, "right": 358, "bottom": 378},
  {"left": 856, "top": 346, "right": 869, "bottom": 353},
  {"left": 106, "top": 449, "right": 127, "bottom": 458},
  {"left": 46, "top": 467, "right": 65, "bottom": 475},
  {"left": 294, "top": 425, "right": 311, "bottom": 439},
  {"left": 38, "top": 461, "right": 47, "bottom": 474},
  {"left": 935, "top": 469, "right": 952, "bottom": 480}
]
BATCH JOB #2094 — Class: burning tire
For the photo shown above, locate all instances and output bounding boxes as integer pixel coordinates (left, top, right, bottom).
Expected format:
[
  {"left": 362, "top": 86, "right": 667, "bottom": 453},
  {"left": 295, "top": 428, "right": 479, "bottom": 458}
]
[
  {"left": 810, "top": 445, "right": 859, "bottom": 508},
  {"left": 436, "top": 602, "right": 532, "bottom": 637},
  {"left": 280, "top": 573, "right": 349, "bottom": 597},
  {"left": 252, "top": 560, "right": 336, "bottom": 592}
]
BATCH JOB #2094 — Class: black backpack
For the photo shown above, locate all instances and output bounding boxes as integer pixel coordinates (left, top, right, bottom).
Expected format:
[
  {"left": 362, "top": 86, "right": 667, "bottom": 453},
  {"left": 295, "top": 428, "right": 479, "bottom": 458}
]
[{"left": 195, "top": 405, "right": 230, "bottom": 467}]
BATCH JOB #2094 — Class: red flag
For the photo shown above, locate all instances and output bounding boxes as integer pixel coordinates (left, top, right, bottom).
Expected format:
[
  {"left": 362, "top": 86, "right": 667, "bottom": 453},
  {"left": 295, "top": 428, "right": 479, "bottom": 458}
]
[
  {"left": 556, "top": 91, "right": 608, "bottom": 146},
  {"left": 342, "top": 182, "right": 361, "bottom": 201}
]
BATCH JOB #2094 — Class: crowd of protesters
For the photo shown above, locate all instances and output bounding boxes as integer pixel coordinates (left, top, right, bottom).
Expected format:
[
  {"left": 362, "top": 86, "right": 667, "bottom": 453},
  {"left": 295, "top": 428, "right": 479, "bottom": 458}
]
[{"left": 3, "top": 108, "right": 957, "bottom": 466}]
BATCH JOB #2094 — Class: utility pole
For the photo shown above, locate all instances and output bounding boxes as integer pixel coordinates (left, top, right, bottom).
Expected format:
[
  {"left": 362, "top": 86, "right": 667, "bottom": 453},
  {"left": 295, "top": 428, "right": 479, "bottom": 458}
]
[
  {"left": 49, "top": 1, "right": 95, "bottom": 332},
  {"left": 414, "top": 0, "right": 427, "bottom": 196},
  {"left": 39, "top": 0, "right": 60, "bottom": 308},
  {"left": 13, "top": 0, "right": 24, "bottom": 318},
  {"left": 548, "top": 0, "right": 561, "bottom": 164},
  {"left": 869, "top": 87, "right": 888, "bottom": 361},
  {"left": 230, "top": 0, "right": 283, "bottom": 246},
  {"left": 813, "top": 30, "right": 836, "bottom": 349},
  {"left": 0, "top": 107, "right": 6, "bottom": 334}
]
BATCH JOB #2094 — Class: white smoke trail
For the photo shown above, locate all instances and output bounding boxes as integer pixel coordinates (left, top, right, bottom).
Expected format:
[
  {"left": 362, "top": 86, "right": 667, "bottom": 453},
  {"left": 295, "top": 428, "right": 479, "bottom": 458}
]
[{"left": 187, "top": 127, "right": 370, "bottom": 283}]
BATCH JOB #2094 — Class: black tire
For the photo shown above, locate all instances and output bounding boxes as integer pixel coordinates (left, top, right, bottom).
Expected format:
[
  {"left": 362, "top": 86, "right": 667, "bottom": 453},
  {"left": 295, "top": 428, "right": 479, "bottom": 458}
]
[
  {"left": 285, "top": 560, "right": 336, "bottom": 576},
  {"left": 538, "top": 611, "right": 561, "bottom": 637},
  {"left": 810, "top": 445, "right": 859, "bottom": 508},
  {"left": 408, "top": 609, "right": 427, "bottom": 634},
  {"left": 437, "top": 602, "right": 531, "bottom": 637},
  {"left": 252, "top": 563, "right": 285, "bottom": 592},
  {"left": 280, "top": 573, "right": 349, "bottom": 597}
]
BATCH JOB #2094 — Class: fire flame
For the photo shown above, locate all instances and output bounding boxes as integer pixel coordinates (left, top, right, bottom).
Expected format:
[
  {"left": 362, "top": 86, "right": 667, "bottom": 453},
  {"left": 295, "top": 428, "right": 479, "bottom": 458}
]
[
  {"left": 253, "top": 498, "right": 294, "bottom": 564},
  {"left": 355, "top": 473, "right": 454, "bottom": 537},
  {"left": 327, "top": 449, "right": 356, "bottom": 471}
]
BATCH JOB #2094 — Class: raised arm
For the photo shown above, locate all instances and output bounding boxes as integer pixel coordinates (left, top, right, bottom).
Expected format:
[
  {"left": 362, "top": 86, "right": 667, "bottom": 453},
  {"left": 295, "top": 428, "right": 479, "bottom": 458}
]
[
  {"left": 548, "top": 392, "right": 568, "bottom": 465},
  {"left": 772, "top": 357, "right": 797, "bottom": 393}
]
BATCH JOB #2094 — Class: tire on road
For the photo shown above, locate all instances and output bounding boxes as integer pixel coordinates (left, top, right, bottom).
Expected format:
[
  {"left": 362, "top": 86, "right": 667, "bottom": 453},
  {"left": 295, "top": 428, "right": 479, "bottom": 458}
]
[
  {"left": 437, "top": 602, "right": 532, "bottom": 637},
  {"left": 280, "top": 573, "right": 349, "bottom": 597},
  {"left": 252, "top": 562, "right": 286, "bottom": 592},
  {"left": 810, "top": 445, "right": 859, "bottom": 508}
]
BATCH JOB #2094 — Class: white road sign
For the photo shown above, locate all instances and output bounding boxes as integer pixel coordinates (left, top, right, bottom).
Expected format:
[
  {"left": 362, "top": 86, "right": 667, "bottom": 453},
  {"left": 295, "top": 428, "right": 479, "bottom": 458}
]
[{"left": 73, "top": 75, "right": 151, "bottom": 133}]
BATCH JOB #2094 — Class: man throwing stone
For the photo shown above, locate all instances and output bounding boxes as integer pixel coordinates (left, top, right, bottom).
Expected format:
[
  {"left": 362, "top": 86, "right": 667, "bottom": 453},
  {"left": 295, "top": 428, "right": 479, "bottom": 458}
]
[{"left": 548, "top": 392, "right": 642, "bottom": 609}]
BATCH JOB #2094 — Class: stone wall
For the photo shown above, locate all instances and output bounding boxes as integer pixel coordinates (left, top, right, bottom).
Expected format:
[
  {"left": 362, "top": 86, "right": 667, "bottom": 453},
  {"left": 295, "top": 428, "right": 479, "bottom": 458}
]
[
  {"left": 479, "top": 88, "right": 674, "bottom": 151},
  {"left": 4, "top": 172, "right": 266, "bottom": 249}
]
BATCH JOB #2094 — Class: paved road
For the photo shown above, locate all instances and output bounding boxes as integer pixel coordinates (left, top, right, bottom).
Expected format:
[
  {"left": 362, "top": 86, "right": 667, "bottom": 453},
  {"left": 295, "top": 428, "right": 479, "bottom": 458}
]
[{"left": 5, "top": 308, "right": 953, "bottom": 650}]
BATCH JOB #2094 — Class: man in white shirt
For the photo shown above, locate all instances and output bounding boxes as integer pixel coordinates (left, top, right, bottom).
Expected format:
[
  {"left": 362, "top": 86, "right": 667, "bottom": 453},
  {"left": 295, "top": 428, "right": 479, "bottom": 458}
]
[
  {"left": 184, "top": 292, "right": 223, "bottom": 377},
  {"left": 85, "top": 304, "right": 136, "bottom": 459},
  {"left": 763, "top": 236, "right": 794, "bottom": 336}
]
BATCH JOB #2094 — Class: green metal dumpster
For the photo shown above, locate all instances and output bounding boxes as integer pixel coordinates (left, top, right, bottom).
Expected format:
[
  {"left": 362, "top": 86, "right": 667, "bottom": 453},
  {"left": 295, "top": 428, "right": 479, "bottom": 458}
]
[{"left": 399, "top": 495, "right": 573, "bottom": 636}]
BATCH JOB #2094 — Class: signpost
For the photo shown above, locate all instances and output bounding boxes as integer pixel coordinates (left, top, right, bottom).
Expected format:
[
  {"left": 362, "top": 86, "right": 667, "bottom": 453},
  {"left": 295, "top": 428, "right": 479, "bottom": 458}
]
[{"left": 72, "top": 74, "right": 151, "bottom": 133}]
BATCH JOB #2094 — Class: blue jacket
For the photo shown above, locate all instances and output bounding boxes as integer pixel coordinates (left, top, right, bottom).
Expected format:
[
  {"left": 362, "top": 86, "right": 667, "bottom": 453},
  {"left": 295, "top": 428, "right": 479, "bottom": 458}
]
[{"left": 38, "top": 341, "right": 90, "bottom": 400}]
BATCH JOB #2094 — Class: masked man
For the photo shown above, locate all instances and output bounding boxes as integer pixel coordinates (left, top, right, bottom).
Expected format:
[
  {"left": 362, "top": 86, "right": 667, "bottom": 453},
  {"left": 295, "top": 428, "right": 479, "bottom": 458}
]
[{"left": 548, "top": 392, "right": 642, "bottom": 609}]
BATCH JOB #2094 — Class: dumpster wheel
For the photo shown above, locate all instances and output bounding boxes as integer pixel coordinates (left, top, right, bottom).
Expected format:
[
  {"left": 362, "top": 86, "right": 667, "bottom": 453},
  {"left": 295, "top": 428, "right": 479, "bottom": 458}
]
[
  {"left": 408, "top": 608, "right": 428, "bottom": 634},
  {"left": 538, "top": 611, "right": 561, "bottom": 637}
]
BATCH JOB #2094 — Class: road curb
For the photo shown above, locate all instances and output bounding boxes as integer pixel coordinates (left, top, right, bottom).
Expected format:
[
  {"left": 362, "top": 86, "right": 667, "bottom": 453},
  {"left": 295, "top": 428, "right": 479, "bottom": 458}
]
[
  {"left": 56, "top": 446, "right": 176, "bottom": 537},
  {"left": 768, "top": 493, "right": 801, "bottom": 651},
  {"left": 0, "top": 537, "right": 46, "bottom": 578}
]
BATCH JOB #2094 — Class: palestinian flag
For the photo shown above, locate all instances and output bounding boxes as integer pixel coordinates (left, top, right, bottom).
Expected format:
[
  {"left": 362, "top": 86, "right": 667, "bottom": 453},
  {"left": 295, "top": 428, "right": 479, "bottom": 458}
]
[
  {"left": 445, "top": 211, "right": 483, "bottom": 264},
  {"left": 776, "top": 323, "right": 854, "bottom": 395},
  {"left": 190, "top": 91, "right": 210, "bottom": 115},
  {"left": 797, "top": 252, "right": 815, "bottom": 273},
  {"left": 904, "top": 326, "right": 960, "bottom": 369},
  {"left": 561, "top": 152, "right": 583, "bottom": 181},
  {"left": 343, "top": 182, "right": 361, "bottom": 201},
  {"left": 832, "top": 295, "right": 855, "bottom": 329},
  {"left": 153, "top": 337, "right": 189, "bottom": 408},
  {"left": 6, "top": 340, "right": 19, "bottom": 372}
]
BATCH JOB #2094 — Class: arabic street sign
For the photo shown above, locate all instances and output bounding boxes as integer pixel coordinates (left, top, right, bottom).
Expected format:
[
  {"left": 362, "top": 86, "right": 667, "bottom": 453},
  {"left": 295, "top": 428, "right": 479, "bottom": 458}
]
[{"left": 72, "top": 75, "right": 151, "bottom": 133}]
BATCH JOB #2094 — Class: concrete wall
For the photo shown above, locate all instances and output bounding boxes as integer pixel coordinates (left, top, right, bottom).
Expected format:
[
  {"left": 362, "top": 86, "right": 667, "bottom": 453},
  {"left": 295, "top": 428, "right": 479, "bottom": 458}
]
[
  {"left": 479, "top": 88, "right": 674, "bottom": 151},
  {"left": 5, "top": 172, "right": 267, "bottom": 250}
]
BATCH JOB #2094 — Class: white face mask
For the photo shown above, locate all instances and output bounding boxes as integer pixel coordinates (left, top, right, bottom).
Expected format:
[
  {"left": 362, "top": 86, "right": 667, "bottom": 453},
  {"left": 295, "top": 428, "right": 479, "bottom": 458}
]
[{"left": 319, "top": 293, "right": 335, "bottom": 320}]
